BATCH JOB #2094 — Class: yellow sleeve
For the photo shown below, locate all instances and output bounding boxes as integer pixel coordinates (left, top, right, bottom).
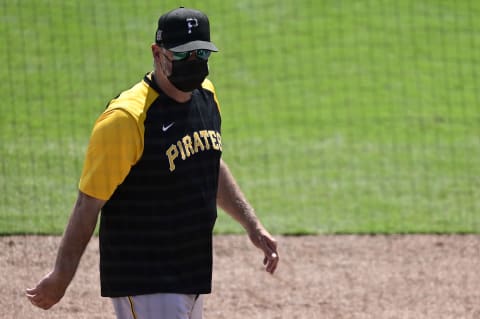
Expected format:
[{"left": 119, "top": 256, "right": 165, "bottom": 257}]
[
  {"left": 79, "top": 109, "right": 143, "bottom": 200},
  {"left": 202, "top": 78, "right": 221, "bottom": 113}
]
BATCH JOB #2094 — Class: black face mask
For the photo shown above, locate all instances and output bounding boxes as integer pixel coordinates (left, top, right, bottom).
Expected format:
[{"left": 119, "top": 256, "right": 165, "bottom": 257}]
[{"left": 168, "top": 59, "right": 209, "bottom": 92}]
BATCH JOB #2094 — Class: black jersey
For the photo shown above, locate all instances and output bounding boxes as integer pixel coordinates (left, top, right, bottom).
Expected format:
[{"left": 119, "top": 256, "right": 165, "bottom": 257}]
[{"left": 99, "top": 73, "right": 222, "bottom": 297}]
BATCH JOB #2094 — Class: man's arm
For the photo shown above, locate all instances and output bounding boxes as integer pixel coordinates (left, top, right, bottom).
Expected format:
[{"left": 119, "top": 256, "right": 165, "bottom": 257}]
[
  {"left": 26, "top": 191, "right": 105, "bottom": 310},
  {"left": 217, "top": 159, "right": 279, "bottom": 274}
]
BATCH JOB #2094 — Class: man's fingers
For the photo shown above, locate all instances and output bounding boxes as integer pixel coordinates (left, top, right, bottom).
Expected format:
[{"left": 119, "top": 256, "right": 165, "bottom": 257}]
[
  {"left": 26, "top": 289, "right": 39, "bottom": 301},
  {"left": 27, "top": 293, "right": 41, "bottom": 308},
  {"left": 26, "top": 287, "right": 37, "bottom": 296},
  {"left": 26, "top": 290, "right": 42, "bottom": 306},
  {"left": 258, "top": 235, "right": 279, "bottom": 274},
  {"left": 26, "top": 286, "right": 52, "bottom": 309},
  {"left": 27, "top": 293, "right": 54, "bottom": 310},
  {"left": 264, "top": 251, "right": 279, "bottom": 274}
]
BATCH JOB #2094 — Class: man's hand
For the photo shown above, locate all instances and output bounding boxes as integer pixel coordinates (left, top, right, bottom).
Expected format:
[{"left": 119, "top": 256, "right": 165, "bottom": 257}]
[
  {"left": 248, "top": 227, "right": 279, "bottom": 274},
  {"left": 26, "top": 270, "right": 68, "bottom": 310}
]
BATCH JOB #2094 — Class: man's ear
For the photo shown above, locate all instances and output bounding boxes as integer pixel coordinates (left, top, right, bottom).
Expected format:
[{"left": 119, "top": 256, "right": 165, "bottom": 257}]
[{"left": 151, "top": 43, "right": 162, "bottom": 60}]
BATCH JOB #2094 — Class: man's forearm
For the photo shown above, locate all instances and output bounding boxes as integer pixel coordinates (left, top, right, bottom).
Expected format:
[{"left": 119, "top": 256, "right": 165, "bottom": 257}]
[
  {"left": 54, "top": 192, "right": 104, "bottom": 284},
  {"left": 217, "top": 159, "right": 261, "bottom": 233},
  {"left": 216, "top": 159, "right": 280, "bottom": 273}
]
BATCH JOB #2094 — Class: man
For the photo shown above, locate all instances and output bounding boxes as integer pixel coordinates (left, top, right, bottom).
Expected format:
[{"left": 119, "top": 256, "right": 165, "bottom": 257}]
[{"left": 26, "top": 6, "right": 279, "bottom": 319}]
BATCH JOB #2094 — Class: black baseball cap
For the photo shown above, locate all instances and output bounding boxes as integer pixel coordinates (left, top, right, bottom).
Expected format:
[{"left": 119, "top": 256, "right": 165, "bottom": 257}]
[{"left": 155, "top": 7, "right": 219, "bottom": 52}]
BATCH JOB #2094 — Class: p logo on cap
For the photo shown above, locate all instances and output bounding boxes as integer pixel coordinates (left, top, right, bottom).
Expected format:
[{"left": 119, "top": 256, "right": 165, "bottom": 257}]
[{"left": 186, "top": 18, "right": 199, "bottom": 34}]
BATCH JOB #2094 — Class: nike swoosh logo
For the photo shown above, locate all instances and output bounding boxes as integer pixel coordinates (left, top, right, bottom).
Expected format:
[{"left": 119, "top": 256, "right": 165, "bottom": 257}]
[{"left": 162, "top": 122, "right": 175, "bottom": 132}]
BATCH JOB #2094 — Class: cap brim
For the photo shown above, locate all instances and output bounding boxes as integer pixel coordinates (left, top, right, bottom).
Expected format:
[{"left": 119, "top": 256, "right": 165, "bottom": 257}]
[{"left": 169, "top": 40, "right": 219, "bottom": 52}]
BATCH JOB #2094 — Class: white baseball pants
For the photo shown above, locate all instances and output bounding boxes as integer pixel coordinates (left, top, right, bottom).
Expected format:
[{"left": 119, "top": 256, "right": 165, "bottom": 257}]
[{"left": 111, "top": 293, "right": 203, "bottom": 319}]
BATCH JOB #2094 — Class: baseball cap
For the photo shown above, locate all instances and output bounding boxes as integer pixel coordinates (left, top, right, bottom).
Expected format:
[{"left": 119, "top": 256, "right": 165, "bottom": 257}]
[{"left": 155, "top": 7, "right": 219, "bottom": 52}]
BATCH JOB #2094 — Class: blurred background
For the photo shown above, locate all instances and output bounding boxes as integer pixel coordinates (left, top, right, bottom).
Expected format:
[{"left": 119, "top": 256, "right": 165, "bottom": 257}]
[{"left": 1, "top": 0, "right": 479, "bottom": 234}]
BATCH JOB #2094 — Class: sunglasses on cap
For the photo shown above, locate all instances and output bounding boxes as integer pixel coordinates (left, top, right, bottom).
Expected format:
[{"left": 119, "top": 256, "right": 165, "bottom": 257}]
[{"left": 171, "top": 49, "right": 211, "bottom": 61}]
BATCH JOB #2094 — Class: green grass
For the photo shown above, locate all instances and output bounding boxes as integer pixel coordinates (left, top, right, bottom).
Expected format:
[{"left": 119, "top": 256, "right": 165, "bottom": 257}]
[{"left": 1, "top": 0, "right": 480, "bottom": 235}]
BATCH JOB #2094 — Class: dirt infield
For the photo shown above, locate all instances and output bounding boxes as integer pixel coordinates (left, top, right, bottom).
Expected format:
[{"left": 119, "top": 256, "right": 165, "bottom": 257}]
[{"left": 2, "top": 235, "right": 479, "bottom": 319}]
